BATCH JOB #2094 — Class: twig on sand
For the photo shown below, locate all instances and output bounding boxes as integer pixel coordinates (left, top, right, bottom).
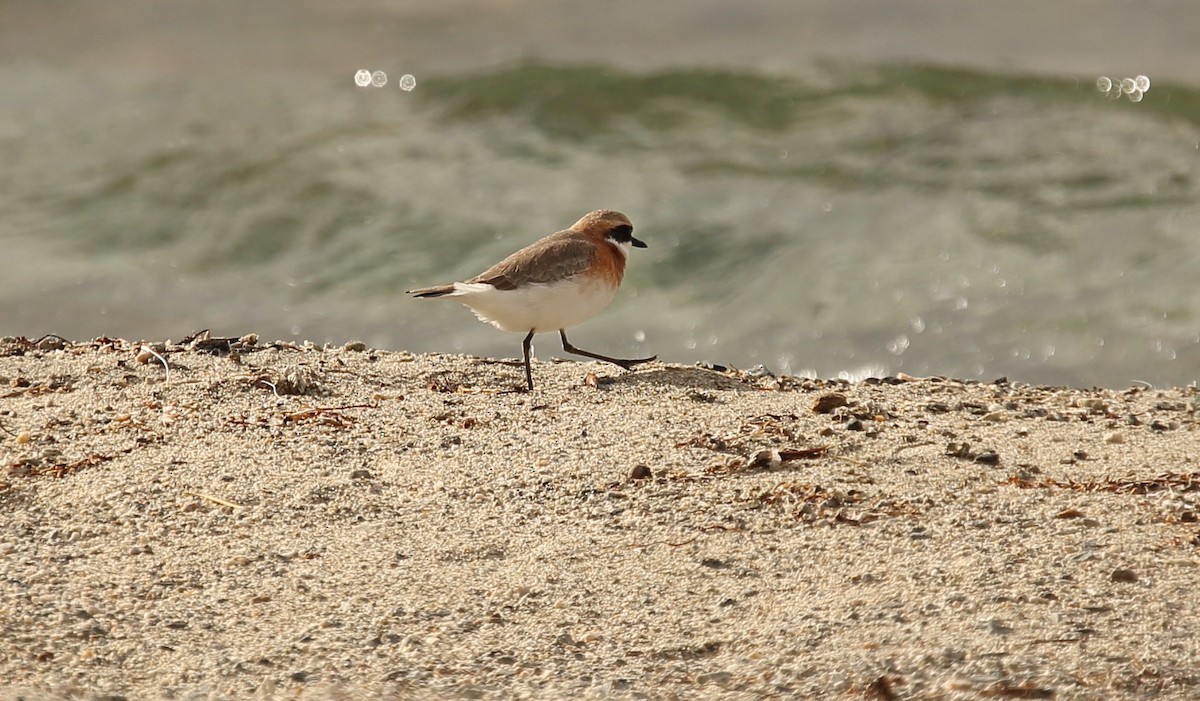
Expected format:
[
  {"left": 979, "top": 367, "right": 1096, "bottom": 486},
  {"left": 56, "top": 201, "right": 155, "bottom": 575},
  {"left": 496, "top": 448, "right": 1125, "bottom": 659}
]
[
  {"left": 31, "top": 333, "right": 71, "bottom": 347},
  {"left": 833, "top": 455, "right": 870, "bottom": 467},
  {"left": 285, "top": 403, "right": 376, "bottom": 427},
  {"left": 623, "top": 535, "right": 699, "bottom": 550},
  {"left": 182, "top": 490, "right": 243, "bottom": 509},
  {"left": 139, "top": 345, "right": 171, "bottom": 383},
  {"left": 617, "top": 523, "right": 746, "bottom": 551}
]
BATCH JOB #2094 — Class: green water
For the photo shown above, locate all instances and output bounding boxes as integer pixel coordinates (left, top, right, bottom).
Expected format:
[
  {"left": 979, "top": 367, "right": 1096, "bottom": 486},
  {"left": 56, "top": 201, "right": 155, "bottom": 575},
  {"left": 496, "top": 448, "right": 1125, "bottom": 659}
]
[{"left": 3, "top": 54, "right": 1199, "bottom": 387}]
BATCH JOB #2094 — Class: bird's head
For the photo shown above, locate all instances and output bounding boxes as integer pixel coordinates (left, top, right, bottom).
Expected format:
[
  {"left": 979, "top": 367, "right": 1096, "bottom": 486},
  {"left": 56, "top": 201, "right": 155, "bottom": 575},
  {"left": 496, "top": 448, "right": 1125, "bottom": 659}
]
[{"left": 573, "top": 209, "right": 647, "bottom": 251}]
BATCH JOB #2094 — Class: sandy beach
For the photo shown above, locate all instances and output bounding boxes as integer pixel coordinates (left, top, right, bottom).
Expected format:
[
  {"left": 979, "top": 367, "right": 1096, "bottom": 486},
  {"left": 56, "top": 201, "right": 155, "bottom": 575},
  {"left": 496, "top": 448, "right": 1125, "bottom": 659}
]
[{"left": 2, "top": 335, "right": 1199, "bottom": 700}]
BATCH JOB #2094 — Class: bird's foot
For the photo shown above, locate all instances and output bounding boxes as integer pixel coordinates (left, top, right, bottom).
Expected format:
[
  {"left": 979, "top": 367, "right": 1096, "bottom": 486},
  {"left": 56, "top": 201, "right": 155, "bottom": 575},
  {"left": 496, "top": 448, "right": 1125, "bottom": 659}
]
[{"left": 613, "top": 355, "right": 657, "bottom": 371}]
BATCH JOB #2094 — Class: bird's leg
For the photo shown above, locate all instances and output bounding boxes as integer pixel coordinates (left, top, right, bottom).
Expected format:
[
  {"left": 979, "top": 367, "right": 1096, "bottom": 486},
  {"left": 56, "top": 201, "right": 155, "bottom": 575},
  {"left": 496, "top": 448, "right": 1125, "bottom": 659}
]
[
  {"left": 521, "top": 329, "right": 536, "bottom": 392},
  {"left": 559, "top": 330, "right": 656, "bottom": 371}
]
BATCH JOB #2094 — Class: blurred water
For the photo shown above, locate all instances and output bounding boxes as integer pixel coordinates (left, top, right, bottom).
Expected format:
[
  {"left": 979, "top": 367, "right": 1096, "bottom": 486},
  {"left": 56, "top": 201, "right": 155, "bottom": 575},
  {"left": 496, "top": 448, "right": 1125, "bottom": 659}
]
[{"left": 3, "top": 1, "right": 1200, "bottom": 388}]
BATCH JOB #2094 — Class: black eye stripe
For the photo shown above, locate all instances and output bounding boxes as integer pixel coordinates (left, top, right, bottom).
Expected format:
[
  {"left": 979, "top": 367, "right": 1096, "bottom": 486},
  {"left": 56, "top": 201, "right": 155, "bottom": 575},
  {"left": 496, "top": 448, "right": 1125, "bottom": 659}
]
[{"left": 608, "top": 224, "right": 634, "bottom": 242}]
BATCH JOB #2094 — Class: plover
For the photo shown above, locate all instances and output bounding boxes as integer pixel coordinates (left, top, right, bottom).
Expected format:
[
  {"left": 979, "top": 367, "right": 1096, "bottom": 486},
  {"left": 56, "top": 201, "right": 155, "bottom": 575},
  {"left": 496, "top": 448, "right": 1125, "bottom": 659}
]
[{"left": 408, "top": 209, "right": 655, "bottom": 391}]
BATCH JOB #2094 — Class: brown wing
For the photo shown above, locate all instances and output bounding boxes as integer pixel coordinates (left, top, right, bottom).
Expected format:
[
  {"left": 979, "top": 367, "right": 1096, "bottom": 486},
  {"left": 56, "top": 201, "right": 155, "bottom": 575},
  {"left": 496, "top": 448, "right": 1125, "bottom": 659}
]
[{"left": 468, "top": 232, "right": 596, "bottom": 290}]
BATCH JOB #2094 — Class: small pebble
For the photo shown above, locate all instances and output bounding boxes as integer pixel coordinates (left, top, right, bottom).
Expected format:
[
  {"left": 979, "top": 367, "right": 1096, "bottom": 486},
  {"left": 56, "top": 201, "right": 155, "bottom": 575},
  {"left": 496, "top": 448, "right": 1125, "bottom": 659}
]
[
  {"left": 946, "top": 442, "right": 973, "bottom": 459},
  {"left": 628, "top": 464, "right": 652, "bottom": 480},
  {"left": 1104, "top": 431, "right": 1125, "bottom": 444},
  {"left": 1110, "top": 568, "right": 1138, "bottom": 583},
  {"left": 812, "top": 393, "right": 849, "bottom": 414},
  {"left": 697, "top": 671, "right": 732, "bottom": 685},
  {"left": 748, "top": 449, "right": 781, "bottom": 469},
  {"left": 36, "top": 336, "right": 67, "bottom": 351},
  {"left": 1073, "top": 398, "right": 1108, "bottom": 412}
]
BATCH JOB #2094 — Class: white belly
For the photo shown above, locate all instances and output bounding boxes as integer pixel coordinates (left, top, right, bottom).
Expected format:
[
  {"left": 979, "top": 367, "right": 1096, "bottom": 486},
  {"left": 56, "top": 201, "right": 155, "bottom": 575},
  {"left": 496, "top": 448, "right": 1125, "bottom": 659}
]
[{"left": 449, "top": 277, "right": 618, "bottom": 333}]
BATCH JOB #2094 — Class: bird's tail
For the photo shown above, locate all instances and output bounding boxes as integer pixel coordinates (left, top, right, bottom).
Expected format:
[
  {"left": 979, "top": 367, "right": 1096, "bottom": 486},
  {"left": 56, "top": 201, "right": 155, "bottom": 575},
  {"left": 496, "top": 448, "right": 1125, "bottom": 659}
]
[{"left": 407, "top": 284, "right": 457, "bottom": 298}]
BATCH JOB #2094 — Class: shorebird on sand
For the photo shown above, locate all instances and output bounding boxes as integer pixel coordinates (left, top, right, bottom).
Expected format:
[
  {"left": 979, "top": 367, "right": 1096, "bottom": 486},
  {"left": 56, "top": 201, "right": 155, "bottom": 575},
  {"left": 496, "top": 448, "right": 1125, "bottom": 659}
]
[{"left": 408, "top": 209, "right": 655, "bottom": 391}]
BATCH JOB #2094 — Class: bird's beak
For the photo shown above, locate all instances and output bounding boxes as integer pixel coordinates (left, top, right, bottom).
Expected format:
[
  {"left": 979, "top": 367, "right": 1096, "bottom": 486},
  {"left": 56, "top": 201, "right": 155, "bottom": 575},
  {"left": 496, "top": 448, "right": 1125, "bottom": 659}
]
[{"left": 632, "top": 236, "right": 648, "bottom": 248}]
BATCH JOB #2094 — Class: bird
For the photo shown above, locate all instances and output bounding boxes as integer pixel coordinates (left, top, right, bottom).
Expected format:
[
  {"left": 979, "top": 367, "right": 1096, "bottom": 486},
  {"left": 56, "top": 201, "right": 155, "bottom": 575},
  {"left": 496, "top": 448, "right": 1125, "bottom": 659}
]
[{"left": 407, "top": 209, "right": 656, "bottom": 391}]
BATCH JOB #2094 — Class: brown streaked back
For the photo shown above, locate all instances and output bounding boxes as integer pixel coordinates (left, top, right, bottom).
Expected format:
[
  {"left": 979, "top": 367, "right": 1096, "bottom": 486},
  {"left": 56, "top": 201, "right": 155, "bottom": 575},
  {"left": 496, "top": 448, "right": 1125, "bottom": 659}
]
[
  {"left": 468, "top": 232, "right": 598, "bottom": 290},
  {"left": 467, "top": 210, "right": 635, "bottom": 290},
  {"left": 409, "top": 210, "right": 637, "bottom": 293}
]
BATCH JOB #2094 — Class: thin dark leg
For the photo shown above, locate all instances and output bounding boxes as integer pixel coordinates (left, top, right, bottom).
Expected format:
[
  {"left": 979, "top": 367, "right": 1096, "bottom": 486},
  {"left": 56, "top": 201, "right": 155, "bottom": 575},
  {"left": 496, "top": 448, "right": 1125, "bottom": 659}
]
[
  {"left": 559, "top": 330, "right": 656, "bottom": 371},
  {"left": 521, "top": 329, "right": 535, "bottom": 391}
]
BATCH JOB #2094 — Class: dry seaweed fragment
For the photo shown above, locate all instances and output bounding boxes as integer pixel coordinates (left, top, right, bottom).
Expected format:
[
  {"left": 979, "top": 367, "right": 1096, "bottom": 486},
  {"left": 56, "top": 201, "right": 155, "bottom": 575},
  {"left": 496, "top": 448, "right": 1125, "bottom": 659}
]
[
  {"left": 0, "top": 334, "right": 71, "bottom": 356},
  {"left": 977, "top": 681, "right": 1055, "bottom": 699},
  {"left": 864, "top": 674, "right": 901, "bottom": 701},
  {"left": 675, "top": 432, "right": 729, "bottom": 451},
  {"left": 2, "top": 377, "right": 75, "bottom": 398},
  {"left": 758, "top": 481, "right": 922, "bottom": 526},
  {"left": 6, "top": 453, "right": 112, "bottom": 479},
  {"left": 1004, "top": 472, "right": 1200, "bottom": 494},
  {"left": 779, "top": 445, "right": 829, "bottom": 461},
  {"left": 744, "top": 413, "right": 799, "bottom": 438},
  {"left": 284, "top": 406, "right": 358, "bottom": 428},
  {"left": 226, "top": 403, "right": 374, "bottom": 430}
]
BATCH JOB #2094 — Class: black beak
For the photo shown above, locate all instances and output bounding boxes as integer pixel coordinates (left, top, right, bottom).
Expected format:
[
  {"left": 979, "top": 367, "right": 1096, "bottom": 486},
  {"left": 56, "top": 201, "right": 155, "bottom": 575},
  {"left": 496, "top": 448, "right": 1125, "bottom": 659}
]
[{"left": 632, "top": 236, "right": 648, "bottom": 248}]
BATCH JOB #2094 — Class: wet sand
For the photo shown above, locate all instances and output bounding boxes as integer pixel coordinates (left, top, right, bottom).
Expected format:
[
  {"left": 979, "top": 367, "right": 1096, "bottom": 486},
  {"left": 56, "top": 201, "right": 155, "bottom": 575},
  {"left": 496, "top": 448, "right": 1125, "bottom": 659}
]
[{"left": 2, "top": 336, "right": 1199, "bottom": 700}]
